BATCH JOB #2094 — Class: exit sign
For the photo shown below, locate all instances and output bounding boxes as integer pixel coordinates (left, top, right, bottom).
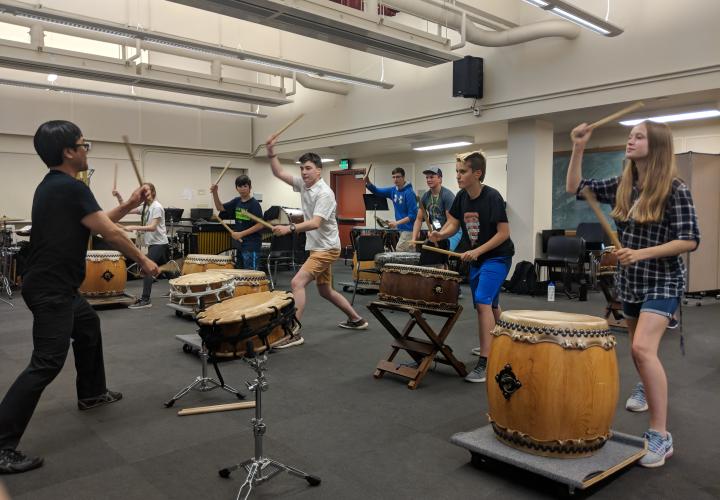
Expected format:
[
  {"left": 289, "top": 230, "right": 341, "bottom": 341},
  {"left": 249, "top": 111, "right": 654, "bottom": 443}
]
[{"left": 339, "top": 159, "right": 351, "bottom": 170}]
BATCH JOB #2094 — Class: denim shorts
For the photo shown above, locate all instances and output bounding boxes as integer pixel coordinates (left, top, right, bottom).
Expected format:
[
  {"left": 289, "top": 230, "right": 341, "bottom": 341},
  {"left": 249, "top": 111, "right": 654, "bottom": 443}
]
[
  {"left": 622, "top": 297, "right": 679, "bottom": 320},
  {"left": 469, "top": 256, "right": 512, "bottom": 308}
]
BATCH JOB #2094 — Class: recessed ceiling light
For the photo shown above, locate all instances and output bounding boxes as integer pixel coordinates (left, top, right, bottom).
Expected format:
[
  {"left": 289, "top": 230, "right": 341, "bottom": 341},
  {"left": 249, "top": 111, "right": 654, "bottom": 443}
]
[
  {"left": 411, "top": 136, "right": 474, "bottom": 152},
  {"left": 620, "top": 109, "right": 720, "bottom": 126}
]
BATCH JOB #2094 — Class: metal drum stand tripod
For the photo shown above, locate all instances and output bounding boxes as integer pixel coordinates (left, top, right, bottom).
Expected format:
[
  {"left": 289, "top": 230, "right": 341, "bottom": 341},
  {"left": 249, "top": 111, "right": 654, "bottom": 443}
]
[{"left": 219, "top": 342, "right": 320, "bottom": 500}]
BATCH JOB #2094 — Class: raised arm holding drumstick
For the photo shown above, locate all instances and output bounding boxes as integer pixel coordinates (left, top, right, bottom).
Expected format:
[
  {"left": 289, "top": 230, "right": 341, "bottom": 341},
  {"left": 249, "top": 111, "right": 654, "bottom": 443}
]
[{"left": 566, "top": 115, "right": 699, "bottom": 468}]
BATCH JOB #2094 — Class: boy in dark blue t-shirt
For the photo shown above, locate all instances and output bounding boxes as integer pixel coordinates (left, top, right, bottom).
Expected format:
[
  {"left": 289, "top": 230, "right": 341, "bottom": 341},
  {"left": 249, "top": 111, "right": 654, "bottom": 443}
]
[{"left": 210, "top": 174, "right": 264, "bottom": 269}]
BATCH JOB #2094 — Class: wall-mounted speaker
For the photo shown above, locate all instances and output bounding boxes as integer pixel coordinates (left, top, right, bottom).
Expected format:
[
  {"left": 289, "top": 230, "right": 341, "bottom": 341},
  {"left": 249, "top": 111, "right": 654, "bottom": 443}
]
[{"left": 452, "top": 56, "right": 483, "bottom": 99}]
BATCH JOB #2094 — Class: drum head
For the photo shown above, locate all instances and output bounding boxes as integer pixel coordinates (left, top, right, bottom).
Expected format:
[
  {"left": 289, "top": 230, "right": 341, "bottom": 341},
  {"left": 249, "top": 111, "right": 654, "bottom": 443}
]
[
  {"left": 382, "top": 263, "right": 460, "bottom": 281},
  {"left": 197, "top": 291, "right": 294, "bottom": 325},
  {"left": 86, "top": 250, "right": 123, "bottom": 260},
  {"left": 500, "top": 310, "right": 609, "bottom": 331},
  {"left": 169, "top": 271, "right": 231, "bottom": 286}
]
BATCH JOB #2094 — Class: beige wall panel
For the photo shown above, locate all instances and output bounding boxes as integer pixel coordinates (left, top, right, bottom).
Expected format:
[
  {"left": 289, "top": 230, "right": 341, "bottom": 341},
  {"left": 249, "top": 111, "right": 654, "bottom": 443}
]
[
  {"left": 139, "top": 103, "right": 201, "bottom": 149},
  {"left": 200, "top": 114, "right": 253, "bottom": 153},
  {"left": 0, "top": 87, "right": 73, "bottom": 137},
  {"left": 73, "top": 95, "right": 140, "bottom": 142}
]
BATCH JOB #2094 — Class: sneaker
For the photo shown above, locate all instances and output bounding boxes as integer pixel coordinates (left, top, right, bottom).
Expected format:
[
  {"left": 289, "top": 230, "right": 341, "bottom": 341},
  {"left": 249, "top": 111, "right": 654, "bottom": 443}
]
[
  {"left": 667, "top": 317, "right": 679, "bottom": 329},
  {"left": 625, "top": 382, "right": 648, "bottom": 412},
  {"left": 338, "top": 318, "right": 369, "bottom": 330},
  {"left": 128, "top": 298, "right": 152, "bottom": 309},
  {"left": 78, "top": 390, "right": 123, "bottom": 411},
  {"left": 272, "top": 334, "right": 305, "bottom": 350},
  {"left": 0, "top": 449, "right": 43, "bottom": 474},
  {"left": 471, "top": 347, "right": 481, "bottom": 356},
  {"left": 465, "top": 358, "right": 487, "bottom": 383},
  {"left": 639, "top": 430, "right": 673, "bottom": 468}
]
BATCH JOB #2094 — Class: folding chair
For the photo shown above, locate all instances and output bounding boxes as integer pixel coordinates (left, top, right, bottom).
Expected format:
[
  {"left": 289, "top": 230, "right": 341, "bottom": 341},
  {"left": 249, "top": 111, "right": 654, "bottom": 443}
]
[{"left": 351, "top": 235, "right": 385, "bottom": 305}]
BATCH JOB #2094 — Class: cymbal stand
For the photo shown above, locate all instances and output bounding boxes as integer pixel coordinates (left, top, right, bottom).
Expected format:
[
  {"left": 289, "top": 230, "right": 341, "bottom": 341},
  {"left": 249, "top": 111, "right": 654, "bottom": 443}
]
[
  {"left": 219, "top": 343, "right": 321, "bottom": 500},
  {"left": 164, "top": 300, "right": 244, "bottom": 408},
  {"left": 0, "top": 227, "right": 15, "bottom": 307},
  {"left": 165, "top": 214, "right": 182, "bottom": 275}
]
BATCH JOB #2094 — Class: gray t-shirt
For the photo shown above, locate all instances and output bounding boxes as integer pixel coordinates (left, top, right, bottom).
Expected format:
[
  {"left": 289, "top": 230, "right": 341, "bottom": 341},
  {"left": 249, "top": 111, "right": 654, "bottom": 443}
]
[
  {"left": 421, "top": 186, "right": 455, "bottom": 229},
  {"left": 292, "top": 177, "right": 340, "bottom": 251}
]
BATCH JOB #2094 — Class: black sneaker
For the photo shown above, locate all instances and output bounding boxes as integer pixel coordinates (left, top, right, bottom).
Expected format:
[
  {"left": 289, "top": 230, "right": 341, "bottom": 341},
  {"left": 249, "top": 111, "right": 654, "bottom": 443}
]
[
  {"left": 78, "top": 390, "right": 123, "bottom": 411},
  {"left": 338, "top": 318, "right": 369, "bottom": 330},
  {"left": 128, "top": 298, "right": 152, "bottom": 309},
  {"left": 0, "top": 449, "right": 43, "bottom": 474}
]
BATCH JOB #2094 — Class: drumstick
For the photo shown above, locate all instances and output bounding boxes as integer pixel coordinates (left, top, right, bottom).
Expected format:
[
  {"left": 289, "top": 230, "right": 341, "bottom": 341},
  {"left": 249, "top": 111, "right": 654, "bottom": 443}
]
[
  {"left": 587, "top": 102, "right": 645, "bottom": 132},
  {"left": 272, "top": 114, "right": 304, "bottom": 138},
  {"left": 113, "top": 163, "right": 118, "bottom": 191},
  {"left": 408, "top": 240, "right": 426, "bottom": 245},
  {"left": 239, "top": 209, "right": 274, "bottom": 229},
  {"left": 580, "top": 187, "right": 622, "bottom": 248},
  {"left": 365, "top": 163, "right": 373, "bottom": 180},
  {"left": 121, "top": 135, "right": 144, "bottom": 186},
  {"left": 213, "top": 161, "right": 232, "bottom": 186},
  {"left": 422, "top": 245, "right": 463, "bottom": 258},
  {"left": 212, "top": 214, "right": 235, "bottom": 234},
  {"left": 178, "top": 400, "right": 256, "bottom": 416}
]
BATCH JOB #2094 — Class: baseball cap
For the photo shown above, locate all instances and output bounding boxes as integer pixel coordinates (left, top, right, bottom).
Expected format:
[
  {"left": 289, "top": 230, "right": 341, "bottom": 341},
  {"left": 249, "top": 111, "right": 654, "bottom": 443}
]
[{"left": 422, "top": 166, "right": 442, "bottom": 176}]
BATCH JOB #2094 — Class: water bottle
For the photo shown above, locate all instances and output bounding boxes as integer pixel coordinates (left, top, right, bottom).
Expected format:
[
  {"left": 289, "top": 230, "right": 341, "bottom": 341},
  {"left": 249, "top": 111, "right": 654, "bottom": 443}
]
[{"left": 547, "top": 281, "right": 555, "bottom": 302}]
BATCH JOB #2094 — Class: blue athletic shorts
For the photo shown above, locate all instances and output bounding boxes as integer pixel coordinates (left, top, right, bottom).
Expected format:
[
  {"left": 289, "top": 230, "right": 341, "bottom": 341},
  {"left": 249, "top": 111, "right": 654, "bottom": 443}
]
[
  {"left": 622, "top": 297, "right": 679, "bottom": 320},
  {"left": 469, "top": 256, "right": 512, "bottom": 308}
]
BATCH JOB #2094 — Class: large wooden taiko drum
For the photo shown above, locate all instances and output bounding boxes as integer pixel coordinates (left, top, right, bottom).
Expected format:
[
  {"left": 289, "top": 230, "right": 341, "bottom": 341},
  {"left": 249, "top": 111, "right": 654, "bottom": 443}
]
[
  {"left": 181, "top": 254, "right": 234, "bottom": 275},
  {"left": 487, "top": 310, "right": 619, "bottom": 458},
  {"left": 379, "top": 263, "right": 460, "bottom": 310},
  {"left": 79, "top": 250, "right": 127, "bottom": 297}
]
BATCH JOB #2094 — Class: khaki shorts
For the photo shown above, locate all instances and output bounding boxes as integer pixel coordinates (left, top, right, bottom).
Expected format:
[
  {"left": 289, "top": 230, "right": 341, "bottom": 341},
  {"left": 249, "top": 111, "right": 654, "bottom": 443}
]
[{"left": 300, "top": 249, "right": 341, "bottom": 285}]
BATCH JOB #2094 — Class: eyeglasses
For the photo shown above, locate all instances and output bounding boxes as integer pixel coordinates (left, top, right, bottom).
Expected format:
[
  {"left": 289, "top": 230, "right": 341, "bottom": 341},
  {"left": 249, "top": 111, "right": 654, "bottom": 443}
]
[{"left": 72, "top": 141, "right": 92, "bottom": 152}]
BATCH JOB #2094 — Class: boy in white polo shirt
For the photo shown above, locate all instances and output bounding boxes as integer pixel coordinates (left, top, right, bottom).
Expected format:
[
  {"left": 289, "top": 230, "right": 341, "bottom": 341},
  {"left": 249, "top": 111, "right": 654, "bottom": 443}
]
[{"left": 266, "top": 134, "right": 368, "bottom": 348}]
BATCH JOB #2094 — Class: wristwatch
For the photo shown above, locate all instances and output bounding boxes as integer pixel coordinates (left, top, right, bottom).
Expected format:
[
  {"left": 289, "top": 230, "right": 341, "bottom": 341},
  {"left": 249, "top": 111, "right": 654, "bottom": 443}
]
[{"left": 289, "top": 223, "right": 296, "bottom": 233}]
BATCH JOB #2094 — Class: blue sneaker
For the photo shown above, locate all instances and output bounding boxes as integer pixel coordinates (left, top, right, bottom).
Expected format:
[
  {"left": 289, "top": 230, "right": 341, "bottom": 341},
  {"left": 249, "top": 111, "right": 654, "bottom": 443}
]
[
  {"left": 640, "top": 430, "right": 673, "bottom": 468},
  {"left": 625, "top": 382, "right": 648, "bottom": 412}
]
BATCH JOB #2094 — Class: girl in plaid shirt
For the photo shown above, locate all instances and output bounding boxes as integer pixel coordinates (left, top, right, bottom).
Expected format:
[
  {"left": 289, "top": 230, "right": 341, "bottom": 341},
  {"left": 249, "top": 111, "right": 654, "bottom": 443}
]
[{"left": 566, "top": 120, "right": 700, "bottom": 468}]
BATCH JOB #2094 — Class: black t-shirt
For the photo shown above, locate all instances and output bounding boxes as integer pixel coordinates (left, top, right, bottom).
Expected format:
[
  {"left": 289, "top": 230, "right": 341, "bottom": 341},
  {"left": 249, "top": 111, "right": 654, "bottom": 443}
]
[
  {"left": 219, "top": 196, "right": 263, "bottom": 251},
  {"left": 23, "top": 170, "right": 102, "bottom": 294},
  {"left": 449, "top": 185, "right": 515, "bottom": 266}
]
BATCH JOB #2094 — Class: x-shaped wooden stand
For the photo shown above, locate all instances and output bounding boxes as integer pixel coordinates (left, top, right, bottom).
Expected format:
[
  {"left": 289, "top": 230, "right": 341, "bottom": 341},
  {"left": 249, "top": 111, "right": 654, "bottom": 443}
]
[{"left": 367, "top": 300, "right": 467, "bottom": 390}]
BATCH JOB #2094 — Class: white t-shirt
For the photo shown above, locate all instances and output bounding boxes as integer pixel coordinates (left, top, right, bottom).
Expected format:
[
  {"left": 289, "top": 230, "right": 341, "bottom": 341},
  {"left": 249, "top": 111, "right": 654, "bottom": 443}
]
[
  {"left": 142, "top": 200, "right": 168, "bottom": 246},
  {"left": 292, "top": 177, "right": 340, "bottom": 251}
]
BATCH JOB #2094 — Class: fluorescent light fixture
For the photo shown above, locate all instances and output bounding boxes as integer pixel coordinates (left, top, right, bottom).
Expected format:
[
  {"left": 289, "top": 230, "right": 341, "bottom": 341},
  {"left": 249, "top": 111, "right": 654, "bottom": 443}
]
[
  {"left": 0, "top": 78, "right": 266, "bottom": 118},
  {"left": 46, "top": 73, "right": 57, "bottom": 82},
  {"left": 0, "top": 1, "right": 393, "bottom": 89},
  {"left": 412, "top": 136, "right": 474, "bottom": 152},
  {"left": 521, "top": 0, "right": 623, "bottom": 37},
  {"left": 620, "top": 109, "right": 720, "bottom": 126}
]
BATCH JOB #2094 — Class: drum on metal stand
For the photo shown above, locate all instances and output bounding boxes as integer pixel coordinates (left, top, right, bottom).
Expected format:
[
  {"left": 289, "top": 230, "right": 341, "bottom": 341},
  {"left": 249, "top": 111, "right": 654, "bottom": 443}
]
[
  {"left": 167, "top": 271, "right": 235, "bottom": 313},
  {"left": 196, "top": 290, "right": 298, "bottom": 357},
  {"left": 214, "top": 269, "right": 271, "bottom": 296},
  {"left": 486, "top": 310, "right": 619, "bottom": 458}
]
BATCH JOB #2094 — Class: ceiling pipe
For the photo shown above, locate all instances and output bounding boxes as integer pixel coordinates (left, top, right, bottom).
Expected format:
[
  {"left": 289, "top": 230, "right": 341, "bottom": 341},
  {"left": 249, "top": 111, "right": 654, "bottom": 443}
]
[
  {"left": 382, "top": 0, "right": 580, "bottom": 46},
  {"left": 0, "top": 12, "right": 351, "bottom": 95}
]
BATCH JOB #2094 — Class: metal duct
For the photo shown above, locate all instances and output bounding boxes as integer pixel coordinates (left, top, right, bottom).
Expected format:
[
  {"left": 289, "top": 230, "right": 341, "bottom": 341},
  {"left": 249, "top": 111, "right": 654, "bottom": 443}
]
[{"left": 383, "top": 0, "right": 580, "bottom": 47}]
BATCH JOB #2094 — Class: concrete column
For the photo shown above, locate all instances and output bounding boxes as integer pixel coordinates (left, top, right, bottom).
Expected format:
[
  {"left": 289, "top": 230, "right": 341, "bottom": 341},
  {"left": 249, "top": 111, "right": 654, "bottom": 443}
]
[{"left": 506, "top": 119, "right": 554, "bottom": 267}]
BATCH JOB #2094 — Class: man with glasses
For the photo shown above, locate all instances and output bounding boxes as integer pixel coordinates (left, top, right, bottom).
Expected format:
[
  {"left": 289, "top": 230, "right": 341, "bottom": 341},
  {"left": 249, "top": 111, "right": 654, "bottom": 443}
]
[{"left": 0, "top": 120, "right": 159, "bottom": 474}]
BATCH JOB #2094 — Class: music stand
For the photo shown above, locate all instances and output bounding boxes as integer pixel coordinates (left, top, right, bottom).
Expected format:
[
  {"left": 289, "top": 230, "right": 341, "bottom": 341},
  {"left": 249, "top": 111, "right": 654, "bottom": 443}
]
[{"left": 363, "top": 194, "right": 388, "bottom": 230}]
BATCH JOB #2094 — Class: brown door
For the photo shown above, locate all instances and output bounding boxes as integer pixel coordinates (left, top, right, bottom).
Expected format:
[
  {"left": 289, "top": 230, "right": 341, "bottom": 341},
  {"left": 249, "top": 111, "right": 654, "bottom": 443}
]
[{"left": 331, "top": 169, "right": 367, "bottom": 252}]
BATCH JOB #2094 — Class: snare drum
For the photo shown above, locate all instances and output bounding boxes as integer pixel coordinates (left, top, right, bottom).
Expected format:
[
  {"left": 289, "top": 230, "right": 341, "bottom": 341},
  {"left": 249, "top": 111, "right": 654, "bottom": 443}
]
[
  {"left": 181, "top": 254, "right": 234, "bottom": 275},
  {"left": 374, "top": 252, "right": 420, "bottom": 270},
  {"left": 196, "top": 291, "right": 298, "bottom": 357},
  {"left": 487, "top": 310, "right": 619, "bottom": 457},
  {"left": 597, "top": 246, "right": 618, "bottom": 276},
  {"left": 379, "top": 263, "right": 461, "bottom": 310},
  {"left": 214, "top": 269, "right": 270, "bottom": 296},
  {"left": 168, "top": 271, "right": 235, "bottom": 309},
  {"left": 79, "top": 250, "right": 127, "bottom": 297}
]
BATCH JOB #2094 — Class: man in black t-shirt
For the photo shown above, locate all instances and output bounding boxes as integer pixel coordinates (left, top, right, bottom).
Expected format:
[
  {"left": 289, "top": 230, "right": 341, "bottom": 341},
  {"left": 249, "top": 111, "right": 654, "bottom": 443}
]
[
  {"left": 429, "top": 152, "right": 514, "bottom": 384},
  {"left": 210, "top": 175, "right": 264, "bottom": 269},
  {"left": 0, "top": 121, "right": 159, "bottom": 474}
]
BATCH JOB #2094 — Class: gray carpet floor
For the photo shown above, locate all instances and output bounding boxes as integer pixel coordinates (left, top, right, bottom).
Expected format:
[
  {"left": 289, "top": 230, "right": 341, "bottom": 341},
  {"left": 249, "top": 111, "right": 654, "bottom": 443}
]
[{"left": 1, "top": 263, "right": 719, "bottom": 499}]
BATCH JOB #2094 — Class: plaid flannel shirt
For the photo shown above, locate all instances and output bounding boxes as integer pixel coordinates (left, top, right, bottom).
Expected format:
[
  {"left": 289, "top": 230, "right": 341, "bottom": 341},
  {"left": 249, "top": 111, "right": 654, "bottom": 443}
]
[{"left": 578, "top": 176, "right": 700, "bottom": 302}]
